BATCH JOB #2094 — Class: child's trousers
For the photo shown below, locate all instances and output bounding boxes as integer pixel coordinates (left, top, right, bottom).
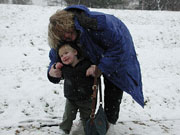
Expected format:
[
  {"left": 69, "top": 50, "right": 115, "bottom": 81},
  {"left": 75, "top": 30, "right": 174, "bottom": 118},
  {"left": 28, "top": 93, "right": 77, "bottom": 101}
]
[{"left": 60, "top": 98, "right": 92, "bottom": 134}]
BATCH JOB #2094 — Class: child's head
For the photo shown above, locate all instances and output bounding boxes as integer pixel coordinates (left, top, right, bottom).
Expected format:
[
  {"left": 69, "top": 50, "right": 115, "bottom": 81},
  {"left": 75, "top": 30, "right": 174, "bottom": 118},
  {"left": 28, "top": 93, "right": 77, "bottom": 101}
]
[{"left": 58, "top": 44, "right": 79, "bottom": 66}]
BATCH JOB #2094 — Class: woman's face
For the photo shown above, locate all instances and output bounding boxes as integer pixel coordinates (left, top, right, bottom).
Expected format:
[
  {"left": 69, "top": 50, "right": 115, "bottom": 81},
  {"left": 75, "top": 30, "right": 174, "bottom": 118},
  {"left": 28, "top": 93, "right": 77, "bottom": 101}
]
[{"left": 62, "top": 30, "right": 77, "bottom": 42}]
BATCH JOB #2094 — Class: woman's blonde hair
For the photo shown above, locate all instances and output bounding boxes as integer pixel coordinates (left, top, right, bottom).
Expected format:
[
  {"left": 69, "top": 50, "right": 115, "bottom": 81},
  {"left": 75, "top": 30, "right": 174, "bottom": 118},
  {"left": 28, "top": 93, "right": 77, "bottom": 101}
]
[{"left": 48, "top": 10, "right": 75, "bottom": 49}]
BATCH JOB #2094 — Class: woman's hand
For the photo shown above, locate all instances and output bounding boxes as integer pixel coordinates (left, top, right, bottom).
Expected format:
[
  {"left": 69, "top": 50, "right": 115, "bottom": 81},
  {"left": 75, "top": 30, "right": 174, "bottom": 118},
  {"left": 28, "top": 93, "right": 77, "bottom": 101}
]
[
  {"left": 49, "top": 62, "right": 63, "bottom": 78},
  {"left": 86, "top": 65, "right": 101, "bottom": 77}
]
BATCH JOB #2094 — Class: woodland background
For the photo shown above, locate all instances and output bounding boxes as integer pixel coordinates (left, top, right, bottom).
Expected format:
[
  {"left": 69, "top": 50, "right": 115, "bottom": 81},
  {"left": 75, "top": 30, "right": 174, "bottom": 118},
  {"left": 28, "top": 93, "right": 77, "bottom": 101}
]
[{"left": 0, "top": 0, "right": 180, "bottom": 11}]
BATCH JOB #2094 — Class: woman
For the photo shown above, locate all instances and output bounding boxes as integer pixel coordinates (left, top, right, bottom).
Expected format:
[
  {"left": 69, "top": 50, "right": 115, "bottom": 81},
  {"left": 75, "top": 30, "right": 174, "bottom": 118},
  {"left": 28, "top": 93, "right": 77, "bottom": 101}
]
[{"left": 47, "top": 5, "right": 144, "bottom": 128}]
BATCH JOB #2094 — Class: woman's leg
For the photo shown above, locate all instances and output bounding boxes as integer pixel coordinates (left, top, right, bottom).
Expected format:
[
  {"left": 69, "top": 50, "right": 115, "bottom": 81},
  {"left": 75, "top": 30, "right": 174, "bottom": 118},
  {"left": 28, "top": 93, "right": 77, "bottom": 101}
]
[{"left": 104, "top": 77, "right": 123, "bottom": 124}]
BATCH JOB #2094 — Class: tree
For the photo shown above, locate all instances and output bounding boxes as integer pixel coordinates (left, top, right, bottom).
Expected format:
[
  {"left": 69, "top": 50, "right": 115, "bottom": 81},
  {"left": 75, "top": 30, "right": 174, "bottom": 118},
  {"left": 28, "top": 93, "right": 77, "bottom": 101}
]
[
  {"left": 64, "top": 0, "right": 124, "bottom": 8},
  {"left": 0, "top": 0, "right": 8, "bottom": 3},
  {"left": 139, "top": 0, "right": 180, "bottom": 11},
  {"left": 12, "top": 0, "right": 32, "bottom": 5}
]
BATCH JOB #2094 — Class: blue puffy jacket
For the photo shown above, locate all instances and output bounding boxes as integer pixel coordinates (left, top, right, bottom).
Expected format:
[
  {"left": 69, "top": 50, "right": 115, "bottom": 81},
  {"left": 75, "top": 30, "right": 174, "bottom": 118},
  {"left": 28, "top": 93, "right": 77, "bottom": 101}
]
[{"left": 48, "top": 5, "right": 144, "bottom": 107}]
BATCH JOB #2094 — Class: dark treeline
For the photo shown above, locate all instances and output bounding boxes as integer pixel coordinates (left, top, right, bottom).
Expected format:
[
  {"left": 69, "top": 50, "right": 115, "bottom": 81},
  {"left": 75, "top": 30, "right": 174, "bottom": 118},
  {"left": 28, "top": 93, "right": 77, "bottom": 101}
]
[
  {"left": 64, "top": 0, "right": 124, "bottom": 8},
  {"left": 140, "top": 0, "right": 180, "bottom": 11},
  {"left": 0, "top": 0, "right": 32, "bottom": 5},
  {"left": 0, "top": 0, "right": 180, "bottom": 11}
]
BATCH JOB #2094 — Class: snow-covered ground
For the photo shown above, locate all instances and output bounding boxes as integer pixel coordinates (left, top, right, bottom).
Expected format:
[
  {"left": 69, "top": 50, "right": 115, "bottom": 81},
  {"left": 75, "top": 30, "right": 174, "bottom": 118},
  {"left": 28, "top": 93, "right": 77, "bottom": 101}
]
[{"left": 0, "top": 4, "right": 180, "bottom": 135}]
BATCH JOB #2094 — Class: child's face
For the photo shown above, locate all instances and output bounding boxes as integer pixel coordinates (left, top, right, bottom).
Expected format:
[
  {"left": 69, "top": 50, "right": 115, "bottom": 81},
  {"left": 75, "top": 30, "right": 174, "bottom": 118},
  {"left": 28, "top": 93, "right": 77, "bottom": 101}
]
[{"left": 59, "top": 45, "right": 78, "bottom": 66}]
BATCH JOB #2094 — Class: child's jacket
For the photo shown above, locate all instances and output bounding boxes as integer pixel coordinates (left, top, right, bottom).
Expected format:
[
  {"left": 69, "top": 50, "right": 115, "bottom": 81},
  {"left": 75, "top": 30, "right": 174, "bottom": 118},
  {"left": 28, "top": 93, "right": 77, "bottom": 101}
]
[{"left": 61, "top": 59, "right": 94, "bottom": 101}]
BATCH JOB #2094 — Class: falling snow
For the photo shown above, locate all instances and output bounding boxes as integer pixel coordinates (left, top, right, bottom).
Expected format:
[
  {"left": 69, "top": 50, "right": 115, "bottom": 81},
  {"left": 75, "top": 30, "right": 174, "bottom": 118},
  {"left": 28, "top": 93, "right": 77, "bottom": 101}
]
[{"left": 0, "top": 4, "right": 180, "bottom": 135}]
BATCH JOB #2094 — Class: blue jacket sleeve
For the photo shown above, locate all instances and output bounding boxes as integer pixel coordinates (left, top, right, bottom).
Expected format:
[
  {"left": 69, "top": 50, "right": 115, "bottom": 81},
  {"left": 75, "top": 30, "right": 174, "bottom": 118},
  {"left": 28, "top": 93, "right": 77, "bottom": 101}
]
[{"left": 47, "top": 48, "right": 61, "bottom": 84}]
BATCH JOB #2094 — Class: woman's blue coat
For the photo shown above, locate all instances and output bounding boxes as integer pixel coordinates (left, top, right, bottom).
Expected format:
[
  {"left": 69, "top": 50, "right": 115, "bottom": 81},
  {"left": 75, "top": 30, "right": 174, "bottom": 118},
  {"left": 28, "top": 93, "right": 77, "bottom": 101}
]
[{"left": 49, "top": 5, "right": 144, "bottom": 107}]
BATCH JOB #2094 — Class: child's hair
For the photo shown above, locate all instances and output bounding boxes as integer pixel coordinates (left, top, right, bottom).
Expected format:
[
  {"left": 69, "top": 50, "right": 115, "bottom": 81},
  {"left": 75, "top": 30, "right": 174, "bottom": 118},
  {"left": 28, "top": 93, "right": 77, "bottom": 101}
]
[
  {"left": 58, "top": 44, "right": 76, "bottom": 56},
  {"left": 57, "top": 43, "right": 81, "bottom": 60}
]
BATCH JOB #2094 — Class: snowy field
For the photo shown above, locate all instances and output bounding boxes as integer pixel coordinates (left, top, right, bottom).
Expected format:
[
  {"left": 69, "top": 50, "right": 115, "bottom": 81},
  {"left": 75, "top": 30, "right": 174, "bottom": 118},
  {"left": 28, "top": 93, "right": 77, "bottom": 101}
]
[{"left": 0, "top": 4, "right": 180, "bottom": 135}]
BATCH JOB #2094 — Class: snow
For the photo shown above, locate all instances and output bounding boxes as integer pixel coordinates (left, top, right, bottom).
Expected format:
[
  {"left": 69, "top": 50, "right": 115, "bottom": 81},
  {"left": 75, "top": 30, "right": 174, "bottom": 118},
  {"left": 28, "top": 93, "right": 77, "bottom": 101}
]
[{"left": 0, "top": 4, "right": 180, "bottom": 135}]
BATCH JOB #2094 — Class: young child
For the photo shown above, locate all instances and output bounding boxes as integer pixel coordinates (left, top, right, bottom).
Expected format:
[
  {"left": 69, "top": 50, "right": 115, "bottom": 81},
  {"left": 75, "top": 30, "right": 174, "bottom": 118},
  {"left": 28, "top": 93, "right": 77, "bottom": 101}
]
[{"left": 55, "top": 43, "right": 94, "bottom": 135}]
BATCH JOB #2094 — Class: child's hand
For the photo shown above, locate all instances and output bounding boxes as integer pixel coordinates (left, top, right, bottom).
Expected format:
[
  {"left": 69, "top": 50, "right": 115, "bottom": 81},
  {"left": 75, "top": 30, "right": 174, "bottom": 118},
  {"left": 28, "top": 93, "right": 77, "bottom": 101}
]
[{"left": 55, "top": 62, "right": 63, "bottom": 69}]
